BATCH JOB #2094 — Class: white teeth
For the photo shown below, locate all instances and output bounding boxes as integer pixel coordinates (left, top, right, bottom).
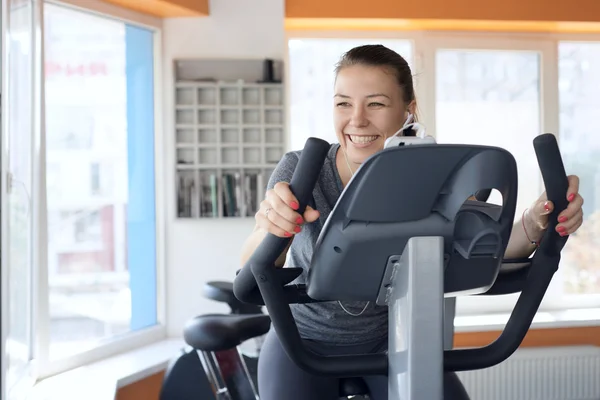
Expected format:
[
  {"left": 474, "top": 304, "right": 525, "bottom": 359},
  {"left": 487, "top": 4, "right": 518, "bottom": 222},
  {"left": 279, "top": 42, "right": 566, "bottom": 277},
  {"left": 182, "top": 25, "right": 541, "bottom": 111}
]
[{"left": 349, "top": 135, "right": 378, "bottom": 144}]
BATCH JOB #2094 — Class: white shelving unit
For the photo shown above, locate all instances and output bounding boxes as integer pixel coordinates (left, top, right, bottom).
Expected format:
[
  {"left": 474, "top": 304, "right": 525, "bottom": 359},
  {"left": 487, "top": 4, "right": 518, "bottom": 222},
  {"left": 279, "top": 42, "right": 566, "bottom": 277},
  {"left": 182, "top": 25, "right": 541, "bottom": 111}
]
[{"left": 175, "top": 80, "right": 285, "bottom": 219}]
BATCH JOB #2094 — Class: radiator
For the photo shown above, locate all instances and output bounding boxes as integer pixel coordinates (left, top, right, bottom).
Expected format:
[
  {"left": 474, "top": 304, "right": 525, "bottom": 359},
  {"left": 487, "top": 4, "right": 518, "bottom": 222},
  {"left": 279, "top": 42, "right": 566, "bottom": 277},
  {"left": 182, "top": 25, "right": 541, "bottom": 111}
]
[{"left": 456, "top": 346, "right": 600, "bottom": 400}]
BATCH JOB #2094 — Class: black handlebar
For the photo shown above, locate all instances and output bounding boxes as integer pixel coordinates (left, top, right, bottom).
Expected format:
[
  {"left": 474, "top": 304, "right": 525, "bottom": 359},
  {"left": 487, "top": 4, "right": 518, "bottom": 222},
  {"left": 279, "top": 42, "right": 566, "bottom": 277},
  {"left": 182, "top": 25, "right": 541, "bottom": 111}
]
[
  {"left": 233, "top": 133, "right": 571, "bottom": 376},
  {"left": 533, "top": 133, "right": 570, "bottom": 255},
  {"left": 445, "top": 133, "right": 570, "bottom": 371},
  {"left": 233, "top": 138, "right": 331, "bottom": 305}
]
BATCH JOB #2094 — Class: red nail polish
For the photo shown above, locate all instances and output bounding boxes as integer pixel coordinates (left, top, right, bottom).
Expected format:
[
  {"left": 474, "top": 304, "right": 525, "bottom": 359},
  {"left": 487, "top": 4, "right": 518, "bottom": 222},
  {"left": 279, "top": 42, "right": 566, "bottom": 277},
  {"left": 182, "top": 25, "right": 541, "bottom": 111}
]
[
  {"left": 556, "top": 225, "right": 566, "bottom": 232},
  {"left": 290, "top": 201, "right": 299, "bottom": 210},
  {"left": 558, "top": 216, "right": 568, "bottom": 223},
  {"left": 544, "top": 201, "right": 550, "bottom": 211},
  {"left": 568, "top": 193, "right": 575, "bottom": 202},
  {"left": 294, "top": 226, "right": 301, "bottom": 233},
  {"left": 296, "top": 217, "right": 303, "bottom": 224},
  {"left": 284, "top": 232, "right": 291, "bottom": 237},
  {"left": 560, "top": 231, "right": 568, "bottom": 237}
]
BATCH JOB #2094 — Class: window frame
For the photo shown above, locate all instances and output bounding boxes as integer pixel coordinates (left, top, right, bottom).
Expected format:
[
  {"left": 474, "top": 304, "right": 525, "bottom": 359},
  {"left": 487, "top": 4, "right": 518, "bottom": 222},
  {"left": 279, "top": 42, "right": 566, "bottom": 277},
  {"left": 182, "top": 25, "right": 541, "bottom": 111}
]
[
  {"left": 2, "top": 0, "right": 8, "bottom": 396},
  {"left": 284, "top": 29, "right": 600, "bottom": 317},
  {"left": 2, "top": 0, "right": 44, "bottom": 396},
  {"left": 27, "top": 0, "right": 167, "bottom": 382}
]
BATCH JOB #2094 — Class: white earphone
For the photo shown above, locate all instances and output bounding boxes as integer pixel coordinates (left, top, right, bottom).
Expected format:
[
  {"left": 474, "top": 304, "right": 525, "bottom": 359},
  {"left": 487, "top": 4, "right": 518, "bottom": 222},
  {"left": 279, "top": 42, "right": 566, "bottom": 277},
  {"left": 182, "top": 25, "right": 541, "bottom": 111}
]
[
  {"left": 391, "top": 113, "right": 427, "bottom": 139},
  {"left": 383, "top": 113, "right": 430, "bottom": 148}
]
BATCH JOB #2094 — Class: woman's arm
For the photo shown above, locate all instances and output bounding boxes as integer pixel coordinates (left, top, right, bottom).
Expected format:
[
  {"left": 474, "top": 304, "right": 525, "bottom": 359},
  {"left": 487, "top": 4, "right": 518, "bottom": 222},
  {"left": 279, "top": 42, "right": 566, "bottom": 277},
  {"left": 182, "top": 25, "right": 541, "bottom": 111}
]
[
  {"left": 504, "top": 210, "right": 545, "bottom": 259},
  {"left": 503, "top": 174, "right": 585, "bottom": 259}
]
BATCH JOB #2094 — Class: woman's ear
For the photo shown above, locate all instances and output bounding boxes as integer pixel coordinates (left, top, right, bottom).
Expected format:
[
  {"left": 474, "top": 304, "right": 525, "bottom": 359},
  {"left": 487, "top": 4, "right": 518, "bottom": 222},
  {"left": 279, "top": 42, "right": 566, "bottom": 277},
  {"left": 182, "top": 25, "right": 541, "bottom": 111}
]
[{"left": 407, "top": 100, "right": 417, "bottom": 115}]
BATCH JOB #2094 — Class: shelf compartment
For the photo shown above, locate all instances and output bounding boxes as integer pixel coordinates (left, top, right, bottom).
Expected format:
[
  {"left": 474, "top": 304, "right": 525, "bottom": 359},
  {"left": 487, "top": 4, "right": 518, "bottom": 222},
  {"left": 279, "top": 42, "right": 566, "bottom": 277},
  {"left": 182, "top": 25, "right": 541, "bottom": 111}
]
[
  {"left": 198, "top": 87, "right": 216, "bottom": 105},
  {"left": 198, "top": 109, "right": 216, "bottom": 124},
  {"left": 220, "top": 87, "right": 240, "bottom": 105},
  {"left": 243, "top": 146, "right": 261, "bottom": 164},
  {"left": 242, "top": 87, "right": 261, "bottom": 106},
  {"left": 220, "top": 128, "right": 239, "bottom": 144},
  {"left": 198, "top": 148, "right": 218, "bottom": 164},
  {"left": 264, "top": 127, "right": 283, "bottom": 144},
  {"left": 264, "top": 109, "right": 283, "bottom": 125},
  {"left": 176, "top": 109, "right": 195, "bottom": 125},
  {"left": 265, "top": 146, "right": 284, "bottom": 164},
  {"left": 242, "top": 109, "right": 260, "bottom": 124},
  {"left": 177, "top": 128, "right": 195, "bottom": 144},
  {"left": 198, "top": 128, "right": 217, "bottom": 144},
  {"left": 177, "top": 148, "right": 196, "bottom": 166},
  {"left": 176, "top": 87, "right": 195, "bottom": 105},
  {"left": 220, "top": 109, "right": 239, "bottom": 125},
  {"left": 221, "top": 147, "right": 240, "bottom": 164},
  {"left": 264, "top": 87, "right": 283, "bottom": 105},
  {"left": 242, "top": 127, "right": 261, "bottom": 144}
]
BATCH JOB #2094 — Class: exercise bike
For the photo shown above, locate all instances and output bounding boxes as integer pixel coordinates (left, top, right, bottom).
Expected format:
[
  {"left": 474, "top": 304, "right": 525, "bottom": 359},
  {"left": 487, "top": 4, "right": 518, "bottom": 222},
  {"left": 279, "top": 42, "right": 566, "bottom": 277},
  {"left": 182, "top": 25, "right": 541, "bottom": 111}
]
[
  {"left": 159, "top": 281, "right": 268, "bottom": 400},
  {"left": 230, "top": 133, "right": 571, "bottom": 399},
  {"left": 166, "top": 184, "right": 497, "bottom": 400}
]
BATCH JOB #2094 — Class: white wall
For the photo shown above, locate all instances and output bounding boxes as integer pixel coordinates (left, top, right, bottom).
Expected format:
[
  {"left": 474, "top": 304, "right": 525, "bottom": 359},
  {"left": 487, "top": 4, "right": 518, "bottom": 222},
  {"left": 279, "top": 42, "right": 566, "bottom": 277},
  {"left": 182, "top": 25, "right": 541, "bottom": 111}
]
[{"left": 162, "top": 0, "right": 285, "bottom": 336}]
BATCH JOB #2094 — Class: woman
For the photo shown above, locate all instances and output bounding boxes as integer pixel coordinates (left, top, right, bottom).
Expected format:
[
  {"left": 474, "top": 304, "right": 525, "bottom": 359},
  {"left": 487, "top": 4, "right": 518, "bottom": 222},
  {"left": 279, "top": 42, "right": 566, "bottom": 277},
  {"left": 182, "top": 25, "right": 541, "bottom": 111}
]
[{"left": 240, "top": 44, "right": 585, "bottom": 400}]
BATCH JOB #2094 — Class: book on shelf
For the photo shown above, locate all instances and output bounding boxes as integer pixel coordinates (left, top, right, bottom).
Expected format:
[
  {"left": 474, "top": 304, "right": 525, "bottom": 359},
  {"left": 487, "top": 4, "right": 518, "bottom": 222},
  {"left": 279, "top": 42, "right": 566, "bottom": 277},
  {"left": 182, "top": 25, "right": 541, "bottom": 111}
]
[{"left": 177, "top": 170, "right": 269, "bottom": 218}]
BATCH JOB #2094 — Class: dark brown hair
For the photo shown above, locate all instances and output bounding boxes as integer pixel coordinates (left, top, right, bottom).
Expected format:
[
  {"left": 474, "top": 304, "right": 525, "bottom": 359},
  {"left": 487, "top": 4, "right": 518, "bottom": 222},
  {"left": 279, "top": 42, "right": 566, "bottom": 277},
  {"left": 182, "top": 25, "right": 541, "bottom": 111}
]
[{"left": 334, "top": 44, "right": 418, "bottom": 132}]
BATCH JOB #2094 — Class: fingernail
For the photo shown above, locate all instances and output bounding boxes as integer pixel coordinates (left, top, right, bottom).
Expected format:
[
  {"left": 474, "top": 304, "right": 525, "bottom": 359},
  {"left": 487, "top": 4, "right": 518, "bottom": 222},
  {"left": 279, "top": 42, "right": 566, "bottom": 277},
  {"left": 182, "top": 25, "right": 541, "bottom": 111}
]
[
  {"left": 544, "top": 201, "right": 551, "bottom": 212},
  {"left": 294, "top": 226, "right": 301, "bottom": 233},
  {"left": 296, "top": 217, "right": 303, "bottom": 224},
  {"left": 284, "top": 232, "right": 292, "bottom": 237},
  {"left": 560, "top": 231, "right": 568, "bottom": 237},
  {"left": 568, "top": 193, "right": 575, "bottom": 202},
  {"left": 290, "top": 201, "right": 299, "bottom": 210},
  {"left": 558, "top": 216, "right": 568, "bottom": 223},
  {"left": 556, "top": 225, "right": 566, "bottom": 232}
]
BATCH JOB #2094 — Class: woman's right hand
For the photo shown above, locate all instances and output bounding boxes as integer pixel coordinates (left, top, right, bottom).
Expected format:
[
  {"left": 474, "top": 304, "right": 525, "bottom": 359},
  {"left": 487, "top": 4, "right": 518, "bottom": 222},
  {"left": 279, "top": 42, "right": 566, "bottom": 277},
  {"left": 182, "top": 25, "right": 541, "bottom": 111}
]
[{"left": 255, "top": 181, "right": 320, "bottom": 238}]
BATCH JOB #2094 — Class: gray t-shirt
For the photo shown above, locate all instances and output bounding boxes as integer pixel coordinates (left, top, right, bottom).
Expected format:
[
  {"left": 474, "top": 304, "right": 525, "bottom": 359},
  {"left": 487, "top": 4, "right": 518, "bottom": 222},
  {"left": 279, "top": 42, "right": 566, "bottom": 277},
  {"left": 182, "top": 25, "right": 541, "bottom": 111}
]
[{"left": 266, "top": 143, "right": 388, "bottom": 345}]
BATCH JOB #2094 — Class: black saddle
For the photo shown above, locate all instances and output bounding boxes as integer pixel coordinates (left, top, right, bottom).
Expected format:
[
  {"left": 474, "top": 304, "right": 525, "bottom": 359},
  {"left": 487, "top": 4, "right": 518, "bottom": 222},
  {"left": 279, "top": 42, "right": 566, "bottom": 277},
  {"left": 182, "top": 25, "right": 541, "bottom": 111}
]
[
  {"left": 204, "top": 281, "right": 263, "bottom": 314},
  {"left": 184, "top": 314, "right": 271, "bottom": 352},
  {"left": 184, "top": 313, "right": 369, "bottom": 397}
]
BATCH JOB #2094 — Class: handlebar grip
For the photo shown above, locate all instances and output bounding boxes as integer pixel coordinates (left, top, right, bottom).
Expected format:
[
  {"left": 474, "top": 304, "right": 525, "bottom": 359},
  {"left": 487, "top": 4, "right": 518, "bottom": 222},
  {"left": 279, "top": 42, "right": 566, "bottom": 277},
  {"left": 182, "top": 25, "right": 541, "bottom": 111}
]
[
  {"left": 288, "top": 138, "right": 331, "bottom": 214},
  {"left": 533, "top": 133, "right": 570, "bottom": 255},
  {"left": 233, "top": 137, "right": 330, "bottom": 304}
]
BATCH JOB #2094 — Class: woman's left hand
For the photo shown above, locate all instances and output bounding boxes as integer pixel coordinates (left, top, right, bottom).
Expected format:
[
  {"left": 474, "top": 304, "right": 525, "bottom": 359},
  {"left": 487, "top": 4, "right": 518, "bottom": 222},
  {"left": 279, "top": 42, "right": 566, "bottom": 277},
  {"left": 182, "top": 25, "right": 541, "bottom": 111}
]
[{"left": 526, "top": 175, "right": 584, "bottom": 237}]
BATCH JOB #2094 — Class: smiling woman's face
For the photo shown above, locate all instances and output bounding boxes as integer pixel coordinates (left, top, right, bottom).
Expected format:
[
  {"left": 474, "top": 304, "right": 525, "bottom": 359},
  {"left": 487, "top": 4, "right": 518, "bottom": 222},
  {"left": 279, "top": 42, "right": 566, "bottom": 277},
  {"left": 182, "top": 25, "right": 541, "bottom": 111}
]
[{"left": 333, "top": 64, "right": 410, "bottom": 165}]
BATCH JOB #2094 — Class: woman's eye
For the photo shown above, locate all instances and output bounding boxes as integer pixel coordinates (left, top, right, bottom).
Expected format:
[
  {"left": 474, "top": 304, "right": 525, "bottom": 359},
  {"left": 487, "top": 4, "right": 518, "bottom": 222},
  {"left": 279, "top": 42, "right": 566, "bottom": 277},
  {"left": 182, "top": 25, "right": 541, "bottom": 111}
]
[
  {"left": 368, "top": 102, "right": 385, "bottom": 107},
  {"left": 336, "top": 102, "right": 350, "bottom": 107}
]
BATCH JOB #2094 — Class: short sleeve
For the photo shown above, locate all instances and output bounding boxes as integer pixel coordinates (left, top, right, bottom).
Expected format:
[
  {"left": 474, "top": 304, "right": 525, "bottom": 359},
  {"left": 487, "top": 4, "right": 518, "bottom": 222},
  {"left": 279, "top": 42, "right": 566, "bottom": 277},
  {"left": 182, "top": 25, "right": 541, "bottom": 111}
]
[{"left": 266, "top": 150, "right": 301, "bottom": 191}]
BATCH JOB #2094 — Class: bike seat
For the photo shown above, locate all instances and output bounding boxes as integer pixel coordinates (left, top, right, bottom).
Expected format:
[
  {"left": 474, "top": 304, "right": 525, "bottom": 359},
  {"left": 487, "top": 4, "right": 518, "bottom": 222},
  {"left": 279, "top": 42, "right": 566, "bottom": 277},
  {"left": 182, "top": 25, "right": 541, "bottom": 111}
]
[
  {"left": 204, "top": 281, "right": 262, "bottom": 314},
  {"left": 204, "top": 281, "right": 239, "bottom": 305},
  {"left": 183, "top": 314, "right": 271, "bottom": 352},
  {"left": 339, "top": 377, "right": 369, "bottom": 396}
]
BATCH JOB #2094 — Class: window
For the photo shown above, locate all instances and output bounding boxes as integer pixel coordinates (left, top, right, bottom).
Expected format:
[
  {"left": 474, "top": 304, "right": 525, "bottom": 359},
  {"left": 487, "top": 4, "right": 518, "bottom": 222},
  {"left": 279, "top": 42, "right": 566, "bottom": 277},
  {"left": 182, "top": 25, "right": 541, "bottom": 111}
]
[
  {"left": 288, "top": 38, "right": 414, "bottom": 151},
  {"left": 2, "top": 2, "right": 162, "bottom": 392},
  {"left": 432, "top": 40, "right": 549, "bottom": 315},
  {"left": 435, "top": 47, "right": 542, "bottom": 214},
  {"left": 558, "top": 42, "right": 600, "bottom": 299},
  {"left": 42, "top": 3, "right": 159, "bottom": 367},
  {"left": 287, "top": 34, "right": 600, "bottom": 317}
]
